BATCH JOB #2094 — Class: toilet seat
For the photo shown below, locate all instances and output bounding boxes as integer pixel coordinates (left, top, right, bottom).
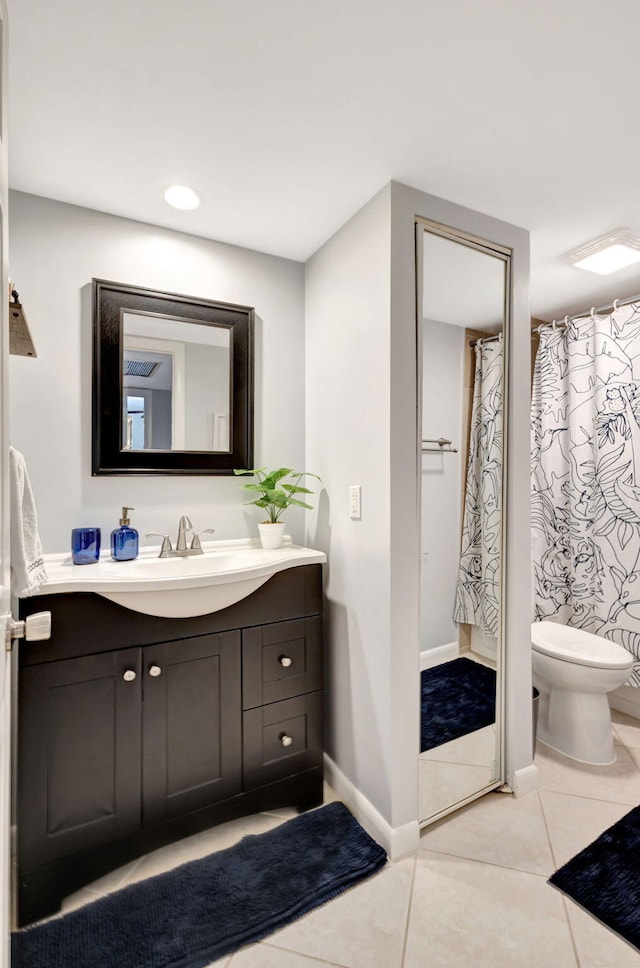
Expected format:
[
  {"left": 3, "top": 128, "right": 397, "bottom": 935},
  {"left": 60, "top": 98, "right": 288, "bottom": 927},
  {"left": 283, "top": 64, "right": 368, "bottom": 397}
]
[{"left": 531, "top": 621, "right": 633, "bottom": 671}]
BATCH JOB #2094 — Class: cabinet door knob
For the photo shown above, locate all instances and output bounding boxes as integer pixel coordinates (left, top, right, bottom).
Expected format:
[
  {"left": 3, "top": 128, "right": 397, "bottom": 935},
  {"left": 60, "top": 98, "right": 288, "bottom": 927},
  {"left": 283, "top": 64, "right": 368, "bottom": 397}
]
[
  {"left": 123, "top": 669, "right": 137, "bottom": 682},
  {"left": 148, "top": 665, "right": 162, "bottom": 677},
  {"left": 279, "top": 655, "right": 293, "bottom": 668},
  {"left": 279, "top": 733, "right": 293, "bottom": 748}
]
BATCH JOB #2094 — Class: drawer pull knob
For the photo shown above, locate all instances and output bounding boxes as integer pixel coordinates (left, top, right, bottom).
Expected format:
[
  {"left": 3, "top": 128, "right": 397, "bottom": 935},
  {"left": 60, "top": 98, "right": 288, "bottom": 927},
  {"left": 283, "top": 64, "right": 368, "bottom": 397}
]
[
  {"left": 280, "top": 733, "right": 294, "bottom": 748},
  {"left": 279, "top": 656, "right": 293, "bottom": 668},
  {"left": 149, "top": 665, "right": 162, "bottom": 678},
  {"left": 123, "top": 669, "right": 137, "bottom": 682}
]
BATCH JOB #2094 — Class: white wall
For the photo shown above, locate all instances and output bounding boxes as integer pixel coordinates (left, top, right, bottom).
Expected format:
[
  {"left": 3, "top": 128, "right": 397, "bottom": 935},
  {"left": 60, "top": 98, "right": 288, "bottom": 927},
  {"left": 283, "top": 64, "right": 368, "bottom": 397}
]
[
  {"left": 306, "top": 181, "right": 532, "bottom": 853},
  {"left": 8, "top": 191, "right": 305, "bottom": 552},
  {"left": 305, "top": 184, "right": 393, "bottom": 822},
  {"left": 184, "top": 343, "right": 229, "bottom": 450},
  {"left": 420, "top": 319, "right": 464, "bottom": 650}
]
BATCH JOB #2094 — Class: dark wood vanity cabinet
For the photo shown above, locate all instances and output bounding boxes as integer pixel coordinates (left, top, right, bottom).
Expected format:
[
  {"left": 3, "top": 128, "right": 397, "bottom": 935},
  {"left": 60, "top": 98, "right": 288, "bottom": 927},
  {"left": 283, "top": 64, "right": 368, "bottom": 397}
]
[{"left": 17, "top": 564, "right": 324, "bottom": 925}]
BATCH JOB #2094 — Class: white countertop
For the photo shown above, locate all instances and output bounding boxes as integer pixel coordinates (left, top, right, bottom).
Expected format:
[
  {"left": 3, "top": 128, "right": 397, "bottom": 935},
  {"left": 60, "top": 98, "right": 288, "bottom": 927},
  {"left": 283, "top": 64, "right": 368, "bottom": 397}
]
[{"left": 32, "top": 538, "right": 326, "bottom": 618}]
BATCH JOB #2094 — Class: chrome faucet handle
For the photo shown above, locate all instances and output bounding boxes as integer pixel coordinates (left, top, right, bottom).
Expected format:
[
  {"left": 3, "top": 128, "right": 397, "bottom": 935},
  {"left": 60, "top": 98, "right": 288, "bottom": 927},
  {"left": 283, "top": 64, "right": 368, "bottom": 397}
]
[
  {"left": 176, "top": 515, "right": 193, "bottom": 551},
  {"left": 190, "top": 528, "right": 216, "bottom": 552},
  {"left": 145, "top": 532, "right": 172, "bottom": 557}
]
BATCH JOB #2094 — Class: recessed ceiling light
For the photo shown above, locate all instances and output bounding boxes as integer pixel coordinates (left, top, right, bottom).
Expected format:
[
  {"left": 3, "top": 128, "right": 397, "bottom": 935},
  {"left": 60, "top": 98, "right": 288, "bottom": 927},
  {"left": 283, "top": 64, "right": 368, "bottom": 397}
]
[
  {"left": 568, "top": 229, "right": 640, "bottom": 275},
  {"left": 164, "top": 185, "right": 201, "bottom": 210}
]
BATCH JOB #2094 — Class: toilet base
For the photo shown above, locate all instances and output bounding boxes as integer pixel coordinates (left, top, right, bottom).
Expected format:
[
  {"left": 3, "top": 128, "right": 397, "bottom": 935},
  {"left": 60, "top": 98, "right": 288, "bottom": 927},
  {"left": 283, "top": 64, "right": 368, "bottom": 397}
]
[
  {"left": 536, "top": 687, "right": 616, "bottom": 766},
  {"left": 536, "top": 735, "right": 616, "bottom": 766}
]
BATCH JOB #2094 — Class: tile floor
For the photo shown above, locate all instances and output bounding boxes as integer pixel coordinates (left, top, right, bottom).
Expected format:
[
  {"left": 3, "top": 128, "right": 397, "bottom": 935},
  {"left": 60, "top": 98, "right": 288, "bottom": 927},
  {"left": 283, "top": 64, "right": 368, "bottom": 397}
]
[
  {"left": 418, "top": 723, "right": 497, "bottom": 819},
  {"left": 57, "top": 708, "right": 640, "bottom": 967}
]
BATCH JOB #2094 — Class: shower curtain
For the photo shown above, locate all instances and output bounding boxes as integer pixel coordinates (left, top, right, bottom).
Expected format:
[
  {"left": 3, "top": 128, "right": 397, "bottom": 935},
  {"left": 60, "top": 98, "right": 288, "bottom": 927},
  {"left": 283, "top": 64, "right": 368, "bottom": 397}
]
[
  {"left": 454, "top": 338, "right": 503, "bottom": 638},
  {"left": 531, "top": 304, "right": 640, "bottom": 685}
]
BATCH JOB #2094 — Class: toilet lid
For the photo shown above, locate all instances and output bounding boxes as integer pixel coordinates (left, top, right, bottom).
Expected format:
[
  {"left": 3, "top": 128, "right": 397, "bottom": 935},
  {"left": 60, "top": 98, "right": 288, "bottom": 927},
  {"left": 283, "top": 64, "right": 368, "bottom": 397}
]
[{"left": 531, "top": 621, "right": 634, "bottom": 670}]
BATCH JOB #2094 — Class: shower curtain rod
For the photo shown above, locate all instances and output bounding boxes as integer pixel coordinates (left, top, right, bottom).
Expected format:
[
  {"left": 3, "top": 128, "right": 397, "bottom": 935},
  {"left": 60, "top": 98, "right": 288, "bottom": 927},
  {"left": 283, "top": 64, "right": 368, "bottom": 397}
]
[
  {"left": 469, "top": 333, "right": 502, "bottom": 347},
  {"left": 534, "top": 291, "right": 640, "bottom": 333}
]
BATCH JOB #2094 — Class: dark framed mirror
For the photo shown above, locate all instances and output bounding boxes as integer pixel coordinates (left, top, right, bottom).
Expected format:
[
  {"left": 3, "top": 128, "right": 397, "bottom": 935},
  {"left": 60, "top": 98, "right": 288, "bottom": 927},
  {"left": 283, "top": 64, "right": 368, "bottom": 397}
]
[{"left": 92, "top": 279, "right": 254, "bottom": 475}]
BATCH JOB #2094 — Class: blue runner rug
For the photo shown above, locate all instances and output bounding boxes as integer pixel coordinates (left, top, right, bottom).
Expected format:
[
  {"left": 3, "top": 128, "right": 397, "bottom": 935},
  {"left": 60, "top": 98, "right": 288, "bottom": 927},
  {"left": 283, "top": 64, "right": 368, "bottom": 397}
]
[
  {"left": 549, "top": 804, "right": 640, "bottom": 951},
  {"left": 12, "top": 801, "right": 387, "bottom": 968},
  {"left": 421, "top": 657, "right": 496, "bottom": 752}
]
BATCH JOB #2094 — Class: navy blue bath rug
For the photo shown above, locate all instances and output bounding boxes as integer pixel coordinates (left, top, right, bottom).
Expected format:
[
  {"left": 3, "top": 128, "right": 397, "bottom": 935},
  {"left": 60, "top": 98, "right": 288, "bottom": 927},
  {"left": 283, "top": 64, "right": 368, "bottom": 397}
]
[
  {"left": 549, "top": 804, "right": 640, "bottom": 950},
  {"left": 421, "top": 657, "right": 496, "bottom": 752},
  {"left": 12, "top": 801, "right": 387, "bottom": 968}
]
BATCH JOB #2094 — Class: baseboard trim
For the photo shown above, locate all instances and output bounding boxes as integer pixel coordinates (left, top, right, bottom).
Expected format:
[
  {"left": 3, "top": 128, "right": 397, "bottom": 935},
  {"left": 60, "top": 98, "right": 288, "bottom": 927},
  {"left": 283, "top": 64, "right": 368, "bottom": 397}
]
[
  {"left": 609, "top": 685, "right": 640, "bottom": 720},
  {"left": 420, "top": 642, "right": 458, "bottom": 671},
  {"left": 508, "top": 763, "right": 539, "bottom": 798},
  {"left": 323, "top": 754, "right": 419, "bottom": 860}
]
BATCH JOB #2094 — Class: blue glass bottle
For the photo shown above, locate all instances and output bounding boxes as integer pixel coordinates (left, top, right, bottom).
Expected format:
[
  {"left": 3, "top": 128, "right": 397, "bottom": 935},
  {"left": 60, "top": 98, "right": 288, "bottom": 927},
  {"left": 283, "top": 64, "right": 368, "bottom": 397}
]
[{"left": 111, "top": 506, "right": 139, "bottom": 561}]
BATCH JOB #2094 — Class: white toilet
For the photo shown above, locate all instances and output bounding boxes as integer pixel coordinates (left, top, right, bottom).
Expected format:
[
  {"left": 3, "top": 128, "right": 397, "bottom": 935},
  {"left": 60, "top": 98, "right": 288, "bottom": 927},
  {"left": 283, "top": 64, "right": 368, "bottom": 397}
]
[{"left": 531, "top": 621, "right": 634, "bottom": 765}]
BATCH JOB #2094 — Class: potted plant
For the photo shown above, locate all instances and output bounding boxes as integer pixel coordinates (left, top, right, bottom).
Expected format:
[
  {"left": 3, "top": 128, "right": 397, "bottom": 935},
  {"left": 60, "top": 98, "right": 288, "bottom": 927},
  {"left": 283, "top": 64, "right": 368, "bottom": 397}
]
[{"left": 234, "top": 466, "right": 320, "bottom": 549}]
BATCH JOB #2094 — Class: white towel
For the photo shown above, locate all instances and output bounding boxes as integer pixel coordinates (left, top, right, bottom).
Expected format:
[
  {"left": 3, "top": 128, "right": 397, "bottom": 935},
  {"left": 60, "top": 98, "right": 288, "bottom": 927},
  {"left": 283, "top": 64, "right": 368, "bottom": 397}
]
[{"left": 10, "top": 446, "right": 47, "bottom": 597}]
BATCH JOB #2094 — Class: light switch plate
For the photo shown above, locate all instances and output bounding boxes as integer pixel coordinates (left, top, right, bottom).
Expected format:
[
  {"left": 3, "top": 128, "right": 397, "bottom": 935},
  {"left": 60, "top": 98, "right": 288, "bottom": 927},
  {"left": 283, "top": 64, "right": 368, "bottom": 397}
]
[{"left": 349, "top": 485, "right": 361, "bottom": 519}]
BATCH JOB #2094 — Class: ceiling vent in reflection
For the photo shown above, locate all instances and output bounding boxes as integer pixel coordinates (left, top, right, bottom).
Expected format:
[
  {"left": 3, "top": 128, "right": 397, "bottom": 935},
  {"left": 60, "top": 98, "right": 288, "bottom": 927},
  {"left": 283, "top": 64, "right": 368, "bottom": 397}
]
[{"left": 124, "top": 359, "right": 161, "bottom": 379}]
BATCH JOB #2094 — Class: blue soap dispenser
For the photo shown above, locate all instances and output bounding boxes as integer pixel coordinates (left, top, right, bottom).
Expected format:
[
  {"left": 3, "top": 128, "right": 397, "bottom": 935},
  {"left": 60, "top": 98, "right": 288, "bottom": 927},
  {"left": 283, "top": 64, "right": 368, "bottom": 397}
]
[{"left": 111, "top": 506, "right": 139, "bottom": 561}]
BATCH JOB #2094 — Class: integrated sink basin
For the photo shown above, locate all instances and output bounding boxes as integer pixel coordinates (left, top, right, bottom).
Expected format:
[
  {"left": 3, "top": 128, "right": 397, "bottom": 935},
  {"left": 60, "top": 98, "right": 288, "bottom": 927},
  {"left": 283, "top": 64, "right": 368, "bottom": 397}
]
[{"left": 37, "top": 539, "right": 326, "bottom": 617}]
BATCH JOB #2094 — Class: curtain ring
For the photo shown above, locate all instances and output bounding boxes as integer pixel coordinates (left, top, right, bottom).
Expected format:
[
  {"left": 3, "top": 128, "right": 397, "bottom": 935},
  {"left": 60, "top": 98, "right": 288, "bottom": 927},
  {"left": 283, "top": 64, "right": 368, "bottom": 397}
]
[
  {"left": 498, "top": 331, "right": 503, "bottom": 342},
  {"left": 613, "top": 299, "right": 620, "bottom": 312},
  {"left": 564, "top": 315, "right": 570, "bottom": 326},
  {"left": 590, "top": 306, "right": 596, "bottom": 319},
  {"left": 537, "top": 324, "right": 544, "bottom": 334},
  {"left": 552, "top": 320, "right": 557, "bottom": 330}
]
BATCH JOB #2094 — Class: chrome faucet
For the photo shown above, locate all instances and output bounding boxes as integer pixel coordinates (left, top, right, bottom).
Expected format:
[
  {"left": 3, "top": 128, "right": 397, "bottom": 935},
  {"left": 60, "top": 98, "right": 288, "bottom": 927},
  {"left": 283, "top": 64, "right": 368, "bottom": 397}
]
[
  {"left": 145, "top": 516, "right": 215, "bottom": 558},
  {"left": 176, "top": 515, "right": 192, "bottom": 552}
]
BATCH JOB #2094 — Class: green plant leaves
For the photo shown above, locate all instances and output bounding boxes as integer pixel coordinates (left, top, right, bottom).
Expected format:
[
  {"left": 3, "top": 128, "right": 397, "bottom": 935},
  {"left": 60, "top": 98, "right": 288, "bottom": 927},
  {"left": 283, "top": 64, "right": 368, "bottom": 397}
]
[{"left": 233, "top": 465, "right": 321, "bottom": 521}]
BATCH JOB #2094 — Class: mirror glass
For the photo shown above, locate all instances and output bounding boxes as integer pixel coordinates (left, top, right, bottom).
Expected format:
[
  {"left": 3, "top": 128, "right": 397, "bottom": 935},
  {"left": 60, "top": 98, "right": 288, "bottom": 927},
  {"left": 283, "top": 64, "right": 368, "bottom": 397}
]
[
  {"left": 92, "top": 280, "right": 253, "bottom": 475},
  {"left": 122, "top": 312, "right": 231, "bottom": 452},
  {"left": 417, "top": 221, "right": 508, "bottom": 825}
]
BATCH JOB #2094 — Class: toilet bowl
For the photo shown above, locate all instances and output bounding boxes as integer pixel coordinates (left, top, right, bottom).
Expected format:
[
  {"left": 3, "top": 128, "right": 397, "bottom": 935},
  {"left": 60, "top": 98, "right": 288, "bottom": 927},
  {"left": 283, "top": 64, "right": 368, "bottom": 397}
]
[{"left": 531, "top": 621, "right": 633, "bottom": 765}]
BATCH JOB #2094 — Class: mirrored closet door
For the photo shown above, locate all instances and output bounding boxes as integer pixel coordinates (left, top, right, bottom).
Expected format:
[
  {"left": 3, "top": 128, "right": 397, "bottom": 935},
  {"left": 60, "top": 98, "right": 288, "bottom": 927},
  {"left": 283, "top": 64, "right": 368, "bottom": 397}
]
[{"left": 416, "top": 219, "right": 509, "bottom": 825}]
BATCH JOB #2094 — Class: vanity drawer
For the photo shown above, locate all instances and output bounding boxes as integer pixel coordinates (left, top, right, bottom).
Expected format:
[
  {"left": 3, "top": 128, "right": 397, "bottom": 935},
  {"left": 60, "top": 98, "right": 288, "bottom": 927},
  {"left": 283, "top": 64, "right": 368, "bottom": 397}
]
[
  {"left": 242, "top": 617, "right": 322, "bottom": 709},
  {"left": 242, "top": 692, "right": 323, "bottom": 790}
]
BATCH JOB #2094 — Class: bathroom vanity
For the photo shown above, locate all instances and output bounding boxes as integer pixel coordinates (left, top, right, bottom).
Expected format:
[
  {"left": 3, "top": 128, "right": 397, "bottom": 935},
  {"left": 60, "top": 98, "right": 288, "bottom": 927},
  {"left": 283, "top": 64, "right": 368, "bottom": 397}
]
[{"left": 16, "top": 551, "right": 325, "bottom": 925}]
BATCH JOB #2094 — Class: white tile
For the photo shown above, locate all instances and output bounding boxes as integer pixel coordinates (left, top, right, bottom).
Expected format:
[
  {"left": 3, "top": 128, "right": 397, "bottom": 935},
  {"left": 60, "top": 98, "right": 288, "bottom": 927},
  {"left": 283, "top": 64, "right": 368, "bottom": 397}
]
[
  {"left": 564, "top": 899, "right": 640, "bottom": 968},
  {"left": 260, "top": 782, "right": 338, "bottom": 820},
  {"left": 266, "top": 856, "right": 414, "bottom": 968},
  {"left": 122, "top": 815, "right": 284, "bottom": 887},
  {"left": 83, "top": 857, "right": 142, "bottom": 896},
  {"left": 540, "top": 789, "right": 632, "bottom": 869},
  {"left": 611, "top": 709, "right": 640, "bottom": 749},
  {"left": 229, "top": 943, "right": 343, "bottom": 966},
  {"left": 419, "top": 724, "right": 496, "bottom": 767},
  {"left": 535, "top": 742, "right": 640, "bottom": 804},
  {"left": 404, "top": 851, "right": 578, "bottom": 968},
  {"left": 419, "top": 757, "right": 495, "bottom": 821},
  {"left": 60, "top": 887, "right": 100, "bottom": 914},
  {"left": 190, "top": 814, "right": 284, "bottom": 855},
  {"left": 421, "top": 790, "right": 555, "bottom": 876}
]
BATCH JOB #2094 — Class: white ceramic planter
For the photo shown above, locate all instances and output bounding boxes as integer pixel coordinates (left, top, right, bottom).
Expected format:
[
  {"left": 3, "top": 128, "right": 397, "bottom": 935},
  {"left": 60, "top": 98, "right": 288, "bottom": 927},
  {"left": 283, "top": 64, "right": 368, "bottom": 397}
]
[{"left": 257, "top": 522, "right": 286, "bottom": 549}]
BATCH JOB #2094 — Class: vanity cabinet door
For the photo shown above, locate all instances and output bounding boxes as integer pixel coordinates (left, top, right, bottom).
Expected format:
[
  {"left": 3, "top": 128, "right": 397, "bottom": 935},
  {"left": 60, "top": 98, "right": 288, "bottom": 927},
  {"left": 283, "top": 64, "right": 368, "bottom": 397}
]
[
  {"left": 242, "top": 617, "right": 323, "bottom": 709},
  {"left": 243, "top": 691, "right": 323, "bottom": 790},
  {"left": 142, "top": 631, "right": 242, "bottom": 826},
  {"left": 18, "top": 648, "right": 142, "bottom": 870}
]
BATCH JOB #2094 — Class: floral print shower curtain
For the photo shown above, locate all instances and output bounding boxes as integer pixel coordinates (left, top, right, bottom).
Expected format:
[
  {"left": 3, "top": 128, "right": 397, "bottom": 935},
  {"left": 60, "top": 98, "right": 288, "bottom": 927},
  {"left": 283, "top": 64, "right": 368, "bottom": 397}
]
[
  {"left": 454, "top": 338, "right": 504, "bottom": 638},
  {"left": 531, "top": 305, "right": 640, "bottom": 685}
]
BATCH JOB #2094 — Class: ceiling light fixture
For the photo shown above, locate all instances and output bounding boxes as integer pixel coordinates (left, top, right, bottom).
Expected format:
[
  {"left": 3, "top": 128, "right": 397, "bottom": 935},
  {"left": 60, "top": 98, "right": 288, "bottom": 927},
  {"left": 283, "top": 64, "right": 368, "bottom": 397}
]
[
  {"left": 163, "top": 185, "right": 201, "bottom": 210},
  {"left": 568, "top": 228, "right": 640, "bottom": 275}
]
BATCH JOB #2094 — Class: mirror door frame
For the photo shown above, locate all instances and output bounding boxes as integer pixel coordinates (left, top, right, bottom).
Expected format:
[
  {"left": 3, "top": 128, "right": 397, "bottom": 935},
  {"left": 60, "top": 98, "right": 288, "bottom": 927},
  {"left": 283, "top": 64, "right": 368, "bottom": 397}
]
[{"left": 416, "top": 215, "right": 510, "bottom": 825}]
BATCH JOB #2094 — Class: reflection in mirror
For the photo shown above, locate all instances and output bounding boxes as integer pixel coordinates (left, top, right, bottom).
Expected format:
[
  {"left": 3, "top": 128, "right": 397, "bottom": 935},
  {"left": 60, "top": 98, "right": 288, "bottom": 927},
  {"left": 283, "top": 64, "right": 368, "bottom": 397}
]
[
  {"left": 92, "top": 279, "right": 253, "bottom": 475},
  {"left": 417, "top": 222, "right": 509, "bottom": 825},
  {"left": 122, "top": 313, "right": 231, "bottom": 452}
]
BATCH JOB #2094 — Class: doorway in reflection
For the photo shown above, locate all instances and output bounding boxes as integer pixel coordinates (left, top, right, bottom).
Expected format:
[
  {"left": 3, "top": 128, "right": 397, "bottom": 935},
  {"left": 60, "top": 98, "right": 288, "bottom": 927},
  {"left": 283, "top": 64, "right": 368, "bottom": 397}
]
[{"left": 417, "top": 220, "right": 509, "bottom": 825}]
